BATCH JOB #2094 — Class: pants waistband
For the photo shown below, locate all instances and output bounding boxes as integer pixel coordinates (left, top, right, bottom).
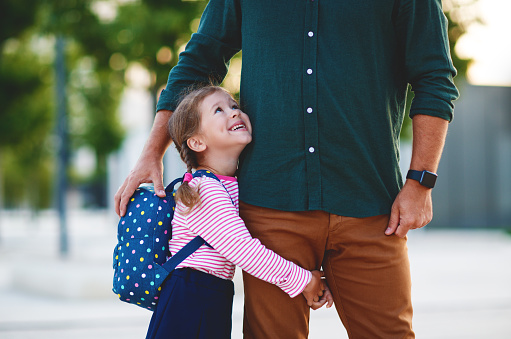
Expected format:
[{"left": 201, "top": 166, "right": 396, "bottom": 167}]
[{"left": 173, "top": 268, "right": 234, "bottom": 295}]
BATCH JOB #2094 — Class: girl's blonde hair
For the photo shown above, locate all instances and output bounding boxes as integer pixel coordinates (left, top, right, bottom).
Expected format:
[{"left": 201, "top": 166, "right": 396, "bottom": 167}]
[{"left": 168, "top": 85, "right": 234, "bottom": 210}]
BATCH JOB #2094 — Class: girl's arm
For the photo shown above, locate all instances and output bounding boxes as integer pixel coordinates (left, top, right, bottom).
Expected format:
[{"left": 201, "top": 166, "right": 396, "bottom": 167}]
[{"left": 182, "top": 178, "right": 312, "bottom": 298}]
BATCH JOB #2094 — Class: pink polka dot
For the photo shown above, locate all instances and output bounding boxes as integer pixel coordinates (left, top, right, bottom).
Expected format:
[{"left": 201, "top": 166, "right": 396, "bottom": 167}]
[
  {"left": 132, "top": 250, "right": 136, "bottom": 254},
  {"left": 147, "top": 219, "right": 151, "bottom": 223},
  {"left": 135, "top": 283, "right": 139, "bottom": 287},
  {"left": 136, "top": 204, "right": 140, "bottom": 208},
  {"left": 148, "top": 265, "right": 152, "bottom": 269}
]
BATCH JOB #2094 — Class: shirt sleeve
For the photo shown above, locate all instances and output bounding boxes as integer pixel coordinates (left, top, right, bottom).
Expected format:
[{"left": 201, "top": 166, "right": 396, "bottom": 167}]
[
  {"left": 394, "top": 0, "right": 459, "bottom": 122},
  {"left": 157, "top": 0, "right": 242, "bottom": 112},
  {"left": 183, "top": 177, "right": 312, "bottom": 298}
]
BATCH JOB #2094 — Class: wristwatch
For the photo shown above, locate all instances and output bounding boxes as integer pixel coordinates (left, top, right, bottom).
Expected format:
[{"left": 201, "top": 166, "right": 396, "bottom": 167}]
[{"left": 406, "top": 170, "right": 437, "bottom": 188}]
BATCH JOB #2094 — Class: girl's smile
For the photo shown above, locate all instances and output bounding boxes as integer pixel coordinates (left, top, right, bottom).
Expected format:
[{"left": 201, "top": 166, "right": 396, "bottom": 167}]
[{"left": 228, "top": 121, "right": 248, "bottom": 131}]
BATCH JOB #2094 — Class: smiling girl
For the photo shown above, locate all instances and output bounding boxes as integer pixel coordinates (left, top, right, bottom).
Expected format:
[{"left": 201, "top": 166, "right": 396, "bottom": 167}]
[{"left": 145, "top": 86, "right": 332, "bottom": 339}]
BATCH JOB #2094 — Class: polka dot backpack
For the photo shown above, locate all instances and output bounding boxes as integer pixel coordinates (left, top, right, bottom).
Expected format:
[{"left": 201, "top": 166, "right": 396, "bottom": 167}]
[{"left": 112, "top": 170, "right": 220, "bottom": 311}]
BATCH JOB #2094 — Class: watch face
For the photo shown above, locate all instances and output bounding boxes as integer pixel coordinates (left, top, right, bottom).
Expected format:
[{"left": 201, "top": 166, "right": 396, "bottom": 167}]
[{"left": 421, "top": 171, "right": 437, "bottom": 188}]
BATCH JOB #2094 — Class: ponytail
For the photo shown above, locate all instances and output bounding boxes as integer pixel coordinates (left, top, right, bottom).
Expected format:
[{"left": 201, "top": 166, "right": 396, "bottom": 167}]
[{"left": 174, "top": 145, "right": 201, "bottom": 213}]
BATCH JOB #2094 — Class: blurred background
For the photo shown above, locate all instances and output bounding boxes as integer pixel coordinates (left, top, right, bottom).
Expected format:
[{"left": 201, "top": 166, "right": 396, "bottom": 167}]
[{"left": 0, "top": 0, "right": 509, "bottom": 338}]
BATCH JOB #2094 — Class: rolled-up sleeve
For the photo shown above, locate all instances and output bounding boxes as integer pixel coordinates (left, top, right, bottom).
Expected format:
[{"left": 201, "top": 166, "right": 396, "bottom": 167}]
[
  {"left": 157, "top": 0, "right": 242, "bottom": 112},
  {"left": 395, "top": 0, "right": 459, "bottom": 122}
]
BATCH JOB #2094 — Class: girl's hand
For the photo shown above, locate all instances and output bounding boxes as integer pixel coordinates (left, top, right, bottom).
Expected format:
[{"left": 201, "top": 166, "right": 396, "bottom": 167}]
[{"left": 302, "top": 270, "right": 324, "bottom": 306}]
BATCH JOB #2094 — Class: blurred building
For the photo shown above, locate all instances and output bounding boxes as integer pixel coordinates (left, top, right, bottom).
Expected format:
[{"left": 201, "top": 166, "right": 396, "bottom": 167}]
[{"left": 431, "top": 84, "right": 511, "bottom": 228}]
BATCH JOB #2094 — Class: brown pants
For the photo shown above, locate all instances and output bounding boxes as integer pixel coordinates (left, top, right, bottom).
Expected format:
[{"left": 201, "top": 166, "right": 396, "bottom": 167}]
[{"left": 239, "top": 201, "right": 414, "bottom": 339}]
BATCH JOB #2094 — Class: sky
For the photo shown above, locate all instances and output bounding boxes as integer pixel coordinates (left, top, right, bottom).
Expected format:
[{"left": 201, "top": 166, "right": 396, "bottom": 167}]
[{"left": 456, "top": 0, "right": 511, "bottom": 86}]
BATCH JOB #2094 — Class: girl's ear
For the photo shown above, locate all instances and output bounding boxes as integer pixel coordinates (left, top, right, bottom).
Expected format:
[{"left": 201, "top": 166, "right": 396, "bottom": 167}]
[{"left": 187, "top": 136, "right": 207, "bottom": 153}]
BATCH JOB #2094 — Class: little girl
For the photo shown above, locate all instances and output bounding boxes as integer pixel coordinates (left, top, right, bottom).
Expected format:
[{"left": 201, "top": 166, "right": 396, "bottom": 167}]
[{"left": 145, "top": 85, "right": 332, "bottom": 339}]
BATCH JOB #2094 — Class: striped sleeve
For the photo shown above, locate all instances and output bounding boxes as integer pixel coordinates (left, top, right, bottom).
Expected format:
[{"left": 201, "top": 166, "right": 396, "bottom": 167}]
[{"left": 185, "top": 177, "right": 312, "bottom": 298}]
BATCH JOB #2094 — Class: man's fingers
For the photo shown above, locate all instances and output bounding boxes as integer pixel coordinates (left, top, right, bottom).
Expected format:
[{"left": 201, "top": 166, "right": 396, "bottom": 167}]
[
  {"left": 394, "top": 215, "right": 417, "bottom": 238},
  {"left": 114, "top": 181, "right": 128, "bottom": 217},
  {"left": 395, "top": 223, "right": 411, "bottom": 238},
  {"left": 386, "top": 205, "right": 400, "bottom": 235},
  {"left": 119, "top": 180, "right": 141, "bottom": 217},
  {"left": 152, "top": 176, "right": 166, "bottom": 198}
]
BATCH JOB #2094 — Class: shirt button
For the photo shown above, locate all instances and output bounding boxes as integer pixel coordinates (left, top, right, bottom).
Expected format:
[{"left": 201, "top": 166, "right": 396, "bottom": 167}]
[
  {"left": 309, "top": 147, "right": 315, "bottom": 153},
  {"left": 307, "top": 68, "right": 313, "bottom": 75},
  {"left": 307, "top": 107, "right": 313, "bottom": 114},
  {"left": 308, "top": 31, "right": 314, "bottom": 37}
]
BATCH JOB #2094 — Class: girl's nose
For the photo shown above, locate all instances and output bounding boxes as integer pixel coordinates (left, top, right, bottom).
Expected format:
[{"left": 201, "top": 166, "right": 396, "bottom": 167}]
[{"left": 231, "top": 109, "right": 240, "bottom": 118}]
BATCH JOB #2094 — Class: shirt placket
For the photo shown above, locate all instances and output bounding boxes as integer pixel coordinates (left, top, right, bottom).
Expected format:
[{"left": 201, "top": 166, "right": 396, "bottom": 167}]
[{"left": 303, "top": 0, "right": 321, "bottom": 210}]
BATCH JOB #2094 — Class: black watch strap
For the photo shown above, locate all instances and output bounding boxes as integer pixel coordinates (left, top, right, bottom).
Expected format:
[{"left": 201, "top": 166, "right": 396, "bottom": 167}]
[{"left": 406, "top": 170, "right": 437, "bottom": 188}]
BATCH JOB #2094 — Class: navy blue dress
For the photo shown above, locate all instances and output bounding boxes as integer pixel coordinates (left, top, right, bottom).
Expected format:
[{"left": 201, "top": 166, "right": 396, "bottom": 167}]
[{"left": 146, "top": 268, "right": 234, "bottom": 339}]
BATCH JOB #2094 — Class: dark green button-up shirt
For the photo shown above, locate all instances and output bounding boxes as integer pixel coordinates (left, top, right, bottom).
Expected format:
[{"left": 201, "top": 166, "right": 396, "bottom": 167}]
[{"left": 157, "top": 0, "right": 459, "bottom": 217}]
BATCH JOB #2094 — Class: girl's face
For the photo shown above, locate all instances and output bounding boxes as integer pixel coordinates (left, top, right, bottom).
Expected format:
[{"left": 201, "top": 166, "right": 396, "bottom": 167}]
[{"left": 196, "top": 90, "right": 252, "bottom": 153}]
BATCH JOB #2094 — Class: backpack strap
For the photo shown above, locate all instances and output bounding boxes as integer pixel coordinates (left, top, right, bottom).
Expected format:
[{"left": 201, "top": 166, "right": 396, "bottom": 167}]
[
  {"left": 193, "top": 169, "right": 219, "bottom": 181},
  {"left": 161, "top": 236, "right": 206, "bottom": 273},
  {"left": 165, "top": 176, "right": 183, "bottom": 193},
  {"left": 193, "top": 170, "right": 235, "bottom": 205}
]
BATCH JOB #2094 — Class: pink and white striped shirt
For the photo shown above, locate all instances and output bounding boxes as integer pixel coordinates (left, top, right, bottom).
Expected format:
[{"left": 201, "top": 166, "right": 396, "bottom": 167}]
[{"left": 169, "top": 174, "right": 311, "bottom": 298}]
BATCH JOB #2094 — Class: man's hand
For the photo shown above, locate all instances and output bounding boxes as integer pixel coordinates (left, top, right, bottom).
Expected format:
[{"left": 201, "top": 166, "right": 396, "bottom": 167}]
[
  {"left": 114, "top": 155, "right": 166, "bottom": 217},
  {"left": 385, "top": 114, "right": 448, "bottom": 238},
  {"left": 114, "top": 110, "right": 173, "bottom": 217},
  {"left": 385, "top": 180, "right": 432, "bottom": 238}
]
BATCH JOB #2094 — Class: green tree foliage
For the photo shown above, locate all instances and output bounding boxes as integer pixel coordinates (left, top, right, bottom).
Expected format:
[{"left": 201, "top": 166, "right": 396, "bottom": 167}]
[
  {"left": 0, "top": 0, "right": 207, "bottom": 209},
  {"left": 0, "top": 0, "right": 38, "bottom": 43},
  {"left": 107, "top": 0, "right": 206, "bottom": 102},
  {"left": 0, "top": 0, "right": 47, "bottom": 148},
  {"left": 71, "top": 0, "right": 206, "bottom": 206},
  {"left": 0, "top": 33, "right": 54, "bottom": 208}
]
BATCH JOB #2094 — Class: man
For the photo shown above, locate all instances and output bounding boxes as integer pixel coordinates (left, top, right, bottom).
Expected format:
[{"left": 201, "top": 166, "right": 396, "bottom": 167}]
[{"left": 115, "top": 1, "right": 459, "bottom": 338}]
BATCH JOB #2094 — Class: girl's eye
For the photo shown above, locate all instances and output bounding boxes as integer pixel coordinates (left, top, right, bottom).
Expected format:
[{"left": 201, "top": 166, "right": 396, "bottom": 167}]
[
  {"left": 232, "top": 105, "right": 239, "bottom": 110},
  {"left": 215, "top": 107, "right": 223, "bottom": 113}
]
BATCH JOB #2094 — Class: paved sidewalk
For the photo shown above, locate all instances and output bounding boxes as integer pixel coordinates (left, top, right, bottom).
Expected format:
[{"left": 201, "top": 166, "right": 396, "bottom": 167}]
[{"left": 0, "top": 210, "right": 510, "bottom": 338}]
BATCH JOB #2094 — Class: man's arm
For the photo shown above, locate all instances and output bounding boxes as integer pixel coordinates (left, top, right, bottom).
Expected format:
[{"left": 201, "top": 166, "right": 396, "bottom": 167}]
[
  {"left": 114, "top": 110, "right": 172, "bottom": 217},
  {"left": 385, "top": 114, "right": 448, "bottom": 237},
  {"left": 114, "top": 0, "right": 242, "bottom": 217},
  {"left": 386, "top": 0, "right": 458, "bottom": 237}
]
